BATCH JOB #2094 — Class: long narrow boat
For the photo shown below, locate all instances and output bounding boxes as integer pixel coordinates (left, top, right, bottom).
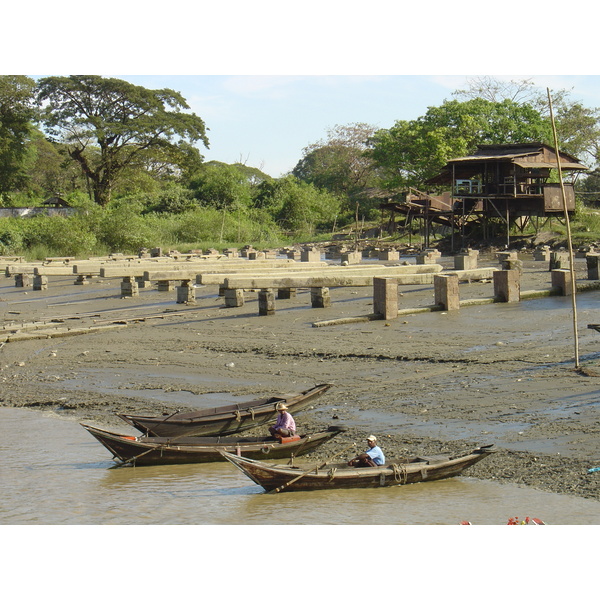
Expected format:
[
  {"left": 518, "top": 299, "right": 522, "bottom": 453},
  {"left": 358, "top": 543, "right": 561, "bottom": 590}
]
[
  {"left": 82, "top": 422, "right": 347, "bottom": 466},
  {"left": 220, "top": 444, "right": 495, "bottom": 492},
  {"left": 117, "top": 383, "right": 332, "bottom": 437}
]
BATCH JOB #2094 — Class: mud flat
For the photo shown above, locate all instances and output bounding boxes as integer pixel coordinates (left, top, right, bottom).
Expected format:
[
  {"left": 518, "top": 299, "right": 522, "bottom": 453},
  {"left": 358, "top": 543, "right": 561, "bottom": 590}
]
[{"left": 1, "top": 252, "right": 600, "bottom": 504}]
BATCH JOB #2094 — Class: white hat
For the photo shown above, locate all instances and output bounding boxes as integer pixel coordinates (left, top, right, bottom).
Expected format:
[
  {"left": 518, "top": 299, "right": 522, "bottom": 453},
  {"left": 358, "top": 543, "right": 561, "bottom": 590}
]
[
  {"left": 276, "top": 402, "right": 288, "bottom": 411},
  {"left": 366, "top": 435, "right": 377, "bottom": 442}
]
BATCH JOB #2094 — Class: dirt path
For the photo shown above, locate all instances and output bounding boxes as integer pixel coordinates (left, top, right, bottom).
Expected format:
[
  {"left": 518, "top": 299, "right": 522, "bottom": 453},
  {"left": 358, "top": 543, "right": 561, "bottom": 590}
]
[{"left": 1, "top": 252, "right": 600, "bottom": 502}]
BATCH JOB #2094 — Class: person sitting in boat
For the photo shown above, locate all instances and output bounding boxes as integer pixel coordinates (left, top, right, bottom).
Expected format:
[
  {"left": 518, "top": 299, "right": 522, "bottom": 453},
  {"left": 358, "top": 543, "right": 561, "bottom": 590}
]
[
  {"left": 348, "top": 435, "right": 385, "bottom": 467},
  {"left": 268, "top": 402, "right": 296, "bottom": 438}
]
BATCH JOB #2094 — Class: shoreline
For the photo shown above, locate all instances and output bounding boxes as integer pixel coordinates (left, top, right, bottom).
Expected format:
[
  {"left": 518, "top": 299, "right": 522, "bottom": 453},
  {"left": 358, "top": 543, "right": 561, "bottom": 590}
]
[{"left": 1, "top": 253, "right": 600, "bottom": 505}]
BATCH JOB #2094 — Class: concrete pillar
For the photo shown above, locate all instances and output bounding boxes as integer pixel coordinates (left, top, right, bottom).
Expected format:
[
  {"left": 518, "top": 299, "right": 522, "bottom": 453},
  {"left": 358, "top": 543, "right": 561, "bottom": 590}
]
[
  {"left": 502, "top": 258, "right": 523, "bottom": 272},
  {"left": 15, "top": 273, "right": 30, "bottom": 287},
  {"left": 224, "top": 289, "right": 244, "bottom": 307},
  {"left": 378, "top": 249, "right": 400, "bottom": 261},
  {"left": 417, "top": 249, "right": 442, "bottom": 265},
  {"left": 176, "top": 280, "right": 196, "bottom": 304},
  {"left": 534, "top": 245, "right": 551, "bottom": 261},
  {"left": 341, "top": 251, "right": 362, "bottom": 264},
  {"left": 493, "top": 269, "right": 521, "bottom": 302},
  {"left": 258, "top": 289, "right": 276, "bottom": 315},
  {"left": 373, "top": 277, "right": 398, "bottom": 320},
  {"left": 434, "top": 274, "right": 459, "bottom": 311},
  {"left": 74, "top": 274, "right": 90, "bottom": 285},
  {"left": 150, "top": 247, "right": 162, "bottom": 257},
  {"left": 277, "top": 288, "right": 297, "bottom": 299},
  {"left": 135, "top": 276, "right": 147, "bottom": 289},
  {"left": 586, "top": 253, "right": 600, "bottom": 280},
  {"left": 311, "top": 287, "right": 331, "bottom": 308},
  {"left": 33, "top": 274, "right": 48, "bottom": 290},
  {"left": 301, "top": 248, "right": 321, "bottom": 262},
  {"left": 248, "top": 251, "right": 266, "bottom": 260},
  {"left": 550, "top": 251, "right": 569, "bottom": 271},
  {"left": 496, "top": 251, "right": 518, "bottom": 265},
  {"left": 454, "top": 249, "right": 479, "bottom": 270},
  {"left": 551, "top": 269, "right": 573, "bottom": 296},
  {"left": 157, "top": 280, "right": 174, "bottom": 292},
  {"left": 121, "top": 276, "right": 139, "bottom": 297}
]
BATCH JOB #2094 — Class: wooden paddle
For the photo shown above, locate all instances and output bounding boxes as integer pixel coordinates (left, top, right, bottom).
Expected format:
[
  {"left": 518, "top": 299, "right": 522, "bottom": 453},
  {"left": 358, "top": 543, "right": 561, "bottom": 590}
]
[{"left": 269, "top": 442, "right": 356, "bottom": 493}]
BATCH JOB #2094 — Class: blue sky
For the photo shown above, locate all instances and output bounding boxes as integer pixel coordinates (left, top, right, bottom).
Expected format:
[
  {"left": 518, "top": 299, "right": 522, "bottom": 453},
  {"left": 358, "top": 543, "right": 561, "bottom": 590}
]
[
  {"left": 118, "top": 75, "right": 600, "bottom": 177},
  {"left": 7, "top": 4, "right": 600, "bottom": 177}
]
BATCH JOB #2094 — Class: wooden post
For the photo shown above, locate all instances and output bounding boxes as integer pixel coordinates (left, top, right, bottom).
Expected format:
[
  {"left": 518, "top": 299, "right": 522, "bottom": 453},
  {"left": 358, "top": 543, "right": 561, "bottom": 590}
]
[
  {"left": 373, "top": 277, "right": 398, "bottom": 320},
  {"left": 493, "top": 269, "right": 521, "bottom": 302},
  {"left": 258, "top": 289, "right": 276, "bottom": 315},
  {"left": 434, "top": 274, "right": 459, "bottom": 311}
]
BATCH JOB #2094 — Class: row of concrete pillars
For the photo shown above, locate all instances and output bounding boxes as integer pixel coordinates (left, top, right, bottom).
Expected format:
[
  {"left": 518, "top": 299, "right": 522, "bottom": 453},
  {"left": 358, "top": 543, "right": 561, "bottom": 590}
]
[{"left": 373, "top": 268, "right": 575, "bottom": 320}]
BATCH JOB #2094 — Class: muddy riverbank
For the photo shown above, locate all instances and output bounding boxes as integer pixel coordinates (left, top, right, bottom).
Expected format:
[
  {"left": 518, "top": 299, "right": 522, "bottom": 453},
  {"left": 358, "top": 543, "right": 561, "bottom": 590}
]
[{"left": 1, "top": 252, "right": 600, "bottom": 506}]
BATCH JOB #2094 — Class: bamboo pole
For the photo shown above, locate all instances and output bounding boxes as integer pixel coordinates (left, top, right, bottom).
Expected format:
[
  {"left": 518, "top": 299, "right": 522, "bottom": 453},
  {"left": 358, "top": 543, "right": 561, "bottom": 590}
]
[{"left": 547, "top": 88, "right": 580, "bottom": 368}]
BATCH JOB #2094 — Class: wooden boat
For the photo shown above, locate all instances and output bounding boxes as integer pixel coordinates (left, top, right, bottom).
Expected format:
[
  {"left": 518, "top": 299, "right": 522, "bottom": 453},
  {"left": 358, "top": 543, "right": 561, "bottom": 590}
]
[
  {"left": 81, "top": 422, "right": 347, "bottom": 466},
  {"left": 220, "top": 444, "right": 495, "bottom": 492},
  {"left": 117, "top": 383, "right": 332, "bottom": 437}
]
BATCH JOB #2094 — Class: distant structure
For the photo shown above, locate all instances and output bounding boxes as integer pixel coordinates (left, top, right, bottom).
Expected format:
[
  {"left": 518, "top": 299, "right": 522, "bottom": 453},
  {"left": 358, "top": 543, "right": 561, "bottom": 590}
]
[
  {"left": 0, "top": 196, "right": 74, "bottom": 218},
  {"left": 380, "top": 143, "right": 588, "bottom": 248}
]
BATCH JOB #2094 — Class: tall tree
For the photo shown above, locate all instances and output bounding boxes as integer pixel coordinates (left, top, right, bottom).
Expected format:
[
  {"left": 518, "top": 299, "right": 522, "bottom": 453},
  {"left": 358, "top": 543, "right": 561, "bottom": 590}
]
[
  {"left": 292, "top": 123, "right": 378, "bottom": 198},
  {"left": 454, "top": 76, "right": 600, "bottom": 166},
  {"left": 36, "top": 75, "right": 209, "bottom": 206},
  {"left": 0, "top": 75, "right": 36, "bottom": 194},
  {"left": 368, "top": 98, "right": 553, "bottom": 189}
]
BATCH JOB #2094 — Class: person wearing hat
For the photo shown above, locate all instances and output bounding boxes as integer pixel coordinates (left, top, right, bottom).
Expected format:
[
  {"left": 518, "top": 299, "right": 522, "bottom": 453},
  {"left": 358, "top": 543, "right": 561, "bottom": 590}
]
[
  {"left": 347, "top": 435, "right": 385, "bottom": 467},
  {"left": 268, "top": 402, "right": 297, "bottom": 438}
]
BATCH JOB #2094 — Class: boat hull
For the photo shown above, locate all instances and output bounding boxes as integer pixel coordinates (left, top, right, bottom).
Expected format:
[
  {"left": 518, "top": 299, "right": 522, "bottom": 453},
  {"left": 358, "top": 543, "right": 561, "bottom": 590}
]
[
  {"left": 221, "top": 445, "right": 495, "bottom": 492},
  {"left": 117, "top": 383, "right": 332, "bottom": 437},
  {"left": 81, "top": 423, "right": 347, "bottom": 466}
]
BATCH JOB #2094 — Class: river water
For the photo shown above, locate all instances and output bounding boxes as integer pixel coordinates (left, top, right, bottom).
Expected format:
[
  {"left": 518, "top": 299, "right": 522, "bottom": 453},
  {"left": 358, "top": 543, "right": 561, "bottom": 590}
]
[{"left": 2, "top": 407, "right": 599, "bottom": 526}]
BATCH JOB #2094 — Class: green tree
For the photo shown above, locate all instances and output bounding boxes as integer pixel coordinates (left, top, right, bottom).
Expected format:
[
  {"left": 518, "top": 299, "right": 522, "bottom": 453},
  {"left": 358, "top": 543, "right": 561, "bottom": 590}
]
[
  {"left": 255, "top": 175, "right": 340, "bottom": 234},
  {"left": 368, "top": 98, "right": 553, "bottom": 189},
  {"left": 189, "top": 163, "right": 254, "bottom": 211},
  {"left": 454, "top": 76, "right": 600, "bottom": 166},
  {"left": 0, "top": 75, "right": 37, "bottom": 194},
  {"left": 36, "top": 75, "right": 209, "bottom": 206},
  {"left": 292, "top": 123, "right": 378, "bottom": 197}
]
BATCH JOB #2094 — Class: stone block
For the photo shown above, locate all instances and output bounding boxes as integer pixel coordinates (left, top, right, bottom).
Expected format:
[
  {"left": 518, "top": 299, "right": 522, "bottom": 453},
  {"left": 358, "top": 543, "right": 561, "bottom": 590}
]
[
  {"left": 224, "top": 289, "right": 244, "bottom": 307},
  {"left": 277, "top": 288, "right": 297, "bottom": 299},
  {"left": 33, "top": 274, "right": 48, "bottom": 290},
  {"left": 341, "top": 251, "right": 362, "bottom": 264},
  {"left": 493, "top": 269, "right": 521, "bottom": 302},
  {"left": 378, "top": 250, "right": 400, "bottom": 261},
  {"left": 586, "top": 253, "right": 600, "bottom": 280},
  {"left": 258, "top": 289, "right": 276, "bottom": 315},
  {"left": 14, "top": 273, "right": 30, "bottom": 287},
  {"left": 311, "top": 287, "right": 331, "bottom": 308},
  {"left": 551, "top": 269, "right": 573, "bottom": 295},
  {"left": 373, "top": 277, "right": 398, "bottom": 320},
  {"left": 434, "top": 274, "right": 459, "bottom": 311},
  {"left": 176, "top": 281, "right": 196, "bottom": 304}
]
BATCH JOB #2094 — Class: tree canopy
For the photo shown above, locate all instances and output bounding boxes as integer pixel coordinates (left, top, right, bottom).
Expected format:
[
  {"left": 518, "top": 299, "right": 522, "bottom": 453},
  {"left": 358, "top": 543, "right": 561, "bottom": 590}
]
[
  {"left": 36, "top": 75, "right": 209, "bottom": 206},
  {"left": 0, "top": 75, "right": 37, "bottom": 195},
  {"left": 367, "top": 98, "right": 554, "bottom": 189}
]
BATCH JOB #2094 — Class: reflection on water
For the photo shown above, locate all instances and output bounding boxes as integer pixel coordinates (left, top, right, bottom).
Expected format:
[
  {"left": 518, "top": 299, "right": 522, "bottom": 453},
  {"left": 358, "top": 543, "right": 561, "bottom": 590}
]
[{"left": 1, "top": 407, "right": 599, "bottom": 525}]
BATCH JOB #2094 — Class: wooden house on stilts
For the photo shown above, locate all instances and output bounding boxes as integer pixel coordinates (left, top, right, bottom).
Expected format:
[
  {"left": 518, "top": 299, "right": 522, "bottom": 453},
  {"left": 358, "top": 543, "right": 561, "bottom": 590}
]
[{"left": 380, "top": 143, "right": 588, "bottom": 248}]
